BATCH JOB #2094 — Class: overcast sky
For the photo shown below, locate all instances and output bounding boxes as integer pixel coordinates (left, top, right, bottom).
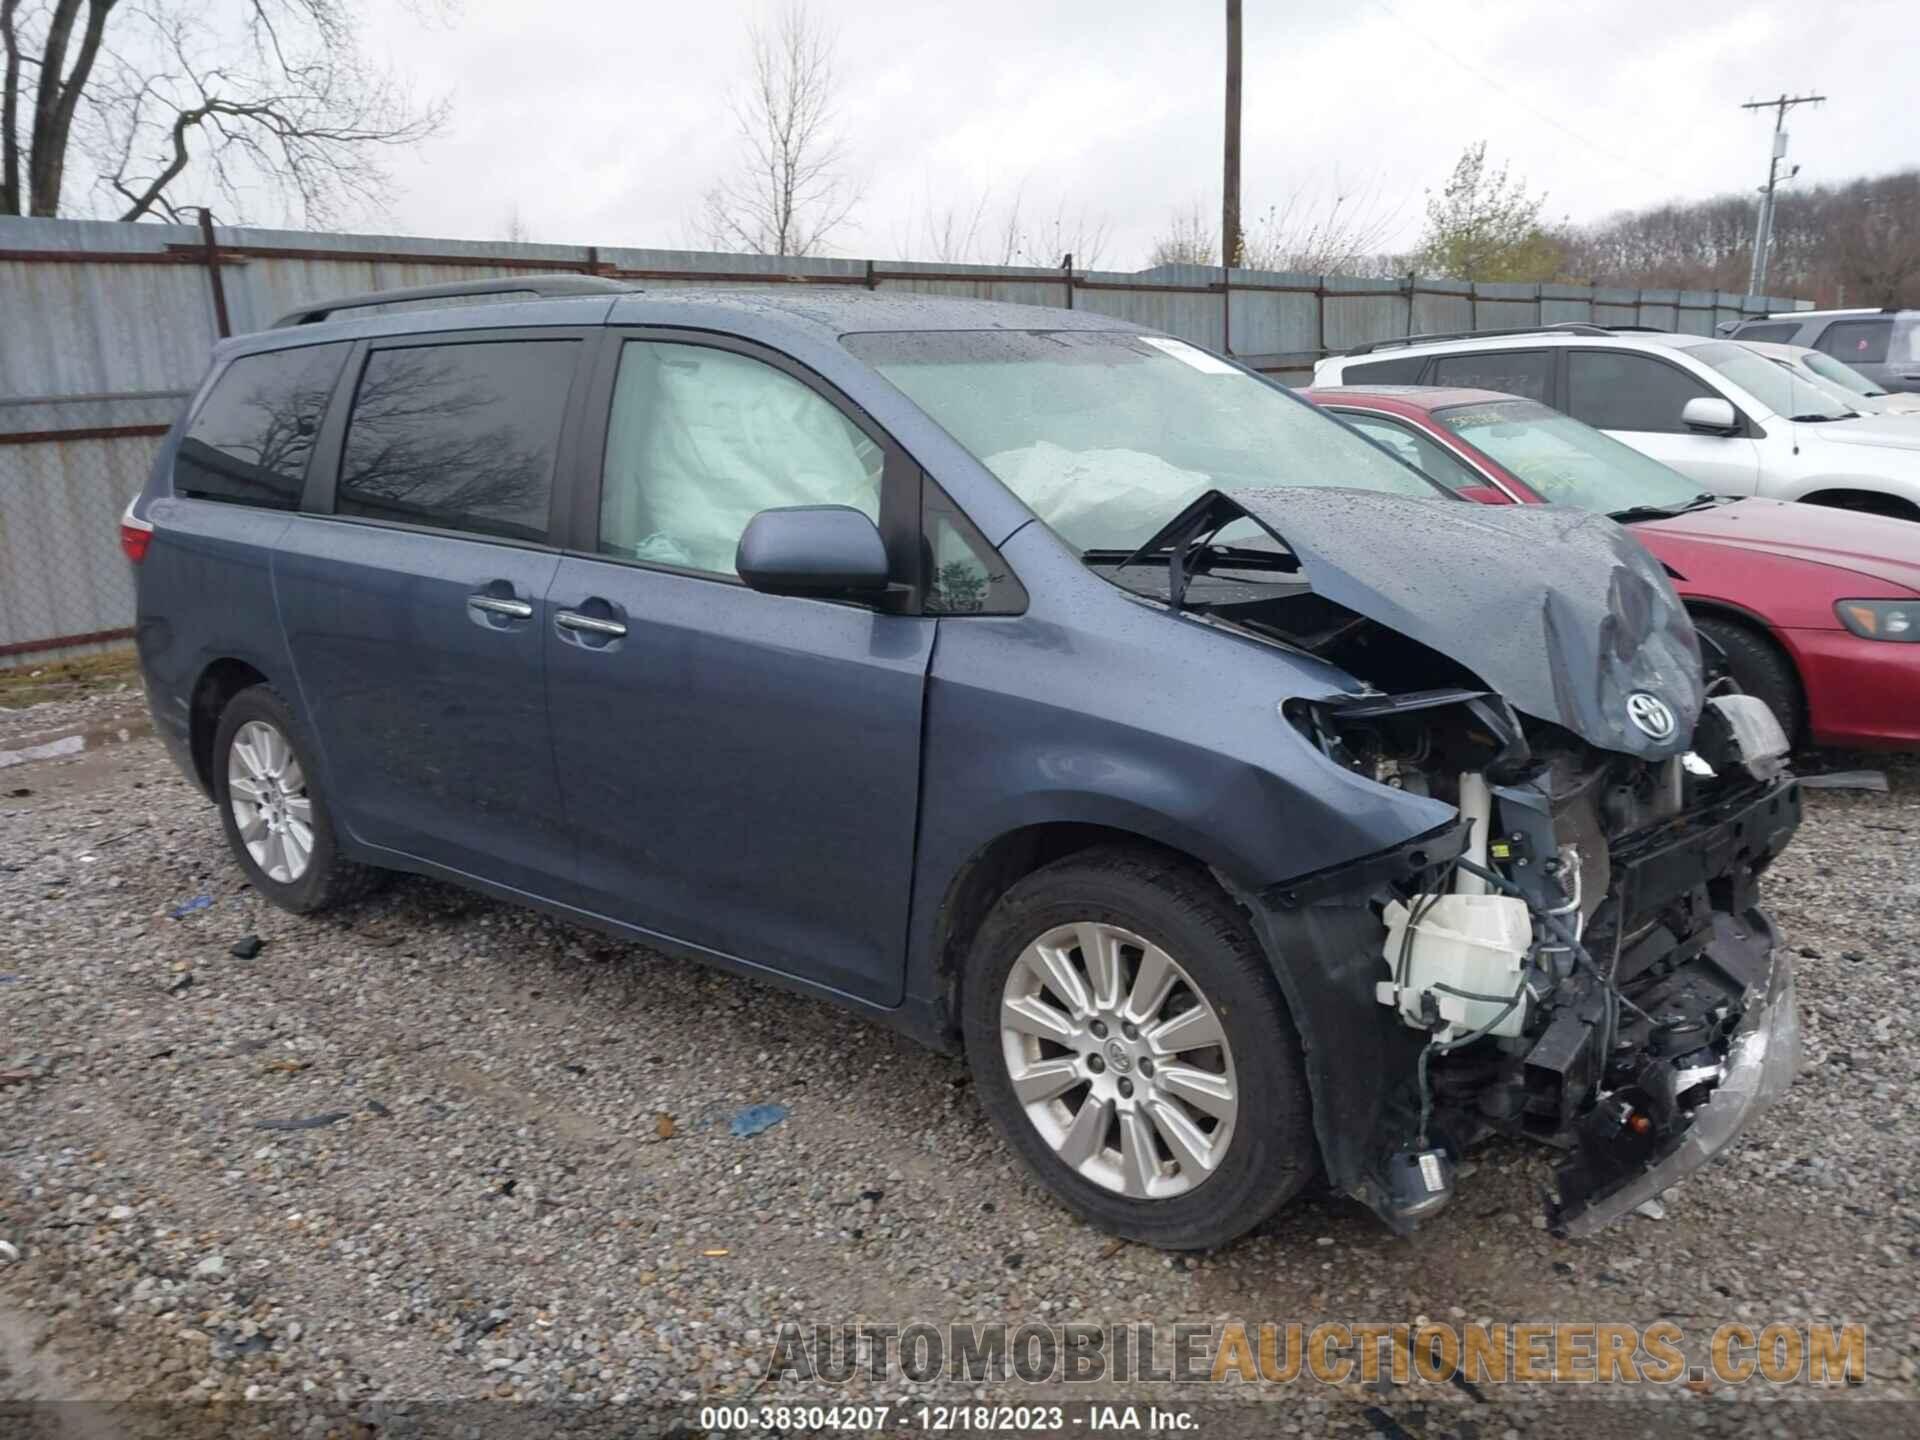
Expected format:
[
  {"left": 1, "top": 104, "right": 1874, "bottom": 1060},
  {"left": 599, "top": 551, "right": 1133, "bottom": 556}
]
[{"left": 357, "top": 0, "right": 1910, "bottom": 268}]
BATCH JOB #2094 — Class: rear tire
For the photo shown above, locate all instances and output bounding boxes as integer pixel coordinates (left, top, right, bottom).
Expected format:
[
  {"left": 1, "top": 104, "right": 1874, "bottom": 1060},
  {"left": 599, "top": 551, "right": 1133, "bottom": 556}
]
[
  {"left": 211, "top": 684, "right": 385, "bottom": 913},
  {"left": 1694, "top": 617, "right": 1803, "bottom": 748},
  {"left": 961, "top": 846, "right": 1317, "bottom": 1250}
]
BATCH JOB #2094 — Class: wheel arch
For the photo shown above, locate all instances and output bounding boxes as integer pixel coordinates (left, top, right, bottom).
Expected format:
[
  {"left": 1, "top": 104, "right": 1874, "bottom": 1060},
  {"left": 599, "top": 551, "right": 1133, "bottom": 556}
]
[
  {"left": 1794, "top": 485, "right": 1920, "bottom": 522},
  {"left": 925, "top": 822, "right": 1232, "bottom": 1044},
  {"left": 188, "top": 656, "right": 272, "bottom": 795}
]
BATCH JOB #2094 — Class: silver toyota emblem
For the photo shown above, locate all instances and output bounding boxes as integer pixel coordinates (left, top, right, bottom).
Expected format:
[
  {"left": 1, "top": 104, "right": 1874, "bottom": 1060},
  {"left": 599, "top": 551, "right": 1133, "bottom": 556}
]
[{"left": 1626, "top": 692, "right": 1677, "bottom": 741}]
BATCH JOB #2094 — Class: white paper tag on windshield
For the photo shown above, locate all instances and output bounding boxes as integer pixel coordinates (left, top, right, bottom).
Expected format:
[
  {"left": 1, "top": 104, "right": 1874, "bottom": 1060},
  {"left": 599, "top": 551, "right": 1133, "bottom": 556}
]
[{"left": 1137, "top": 335, "right": 1239, "bottom": 375}]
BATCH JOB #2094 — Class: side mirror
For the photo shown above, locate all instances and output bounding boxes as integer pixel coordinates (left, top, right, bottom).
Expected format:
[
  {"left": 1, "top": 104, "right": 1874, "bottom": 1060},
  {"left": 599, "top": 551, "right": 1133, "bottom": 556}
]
[
  {"left": 1681, "top": 396, "right": 1740, "bottom": 435},
  {"left": 1454, "top": 483, "right": 1515, "bottom": 506},
  {"left": 736, "top": 505, "right": 891, "bottom": 597}
]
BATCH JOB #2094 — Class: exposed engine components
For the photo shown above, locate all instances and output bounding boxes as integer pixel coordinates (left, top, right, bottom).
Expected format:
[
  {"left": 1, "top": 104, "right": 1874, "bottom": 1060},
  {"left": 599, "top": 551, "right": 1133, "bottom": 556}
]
[{"left": 1378, "top": 892, "right": 1534, "bottom": 1041}]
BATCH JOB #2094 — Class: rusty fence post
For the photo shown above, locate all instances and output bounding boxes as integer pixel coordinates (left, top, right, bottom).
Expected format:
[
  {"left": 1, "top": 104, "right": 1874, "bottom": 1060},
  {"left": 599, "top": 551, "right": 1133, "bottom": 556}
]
[{"left": 199, "top": 209, "right": 231, "bottom": 338}]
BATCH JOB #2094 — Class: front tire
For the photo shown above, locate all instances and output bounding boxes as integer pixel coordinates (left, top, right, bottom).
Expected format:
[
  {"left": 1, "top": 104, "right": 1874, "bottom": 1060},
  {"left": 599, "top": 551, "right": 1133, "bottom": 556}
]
[
  {"left": 211, "top": 684, "right": 384, "bottom": 913},
  {"left": 961, "top": 846, "right": 1317, "bottom": 1249},
  {"left": 1695, "top": 616, "right": 1803, "bottom": 748}
]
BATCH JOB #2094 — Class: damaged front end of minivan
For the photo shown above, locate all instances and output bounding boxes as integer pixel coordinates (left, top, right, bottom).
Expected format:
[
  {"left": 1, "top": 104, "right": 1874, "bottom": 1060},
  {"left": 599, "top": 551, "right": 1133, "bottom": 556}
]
[{"left": 1118, "top": 488, "right": 1803, "bottom": 1237}]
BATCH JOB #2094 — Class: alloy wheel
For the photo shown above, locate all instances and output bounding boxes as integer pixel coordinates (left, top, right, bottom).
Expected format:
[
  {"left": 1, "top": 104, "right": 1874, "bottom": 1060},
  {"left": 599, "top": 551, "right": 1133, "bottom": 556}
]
[
  {"left": 998, "top": 921, "right": 1238, "bottom": 1200},
  {"left": 227, "top": 719, "right": 314, "bottom": 884}
]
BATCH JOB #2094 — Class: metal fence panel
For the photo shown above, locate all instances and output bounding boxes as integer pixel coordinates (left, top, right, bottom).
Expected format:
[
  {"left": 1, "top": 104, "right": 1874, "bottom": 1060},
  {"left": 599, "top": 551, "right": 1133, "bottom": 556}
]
[{"left": 0, "top": 432, "right": 157, "bottom": 656}]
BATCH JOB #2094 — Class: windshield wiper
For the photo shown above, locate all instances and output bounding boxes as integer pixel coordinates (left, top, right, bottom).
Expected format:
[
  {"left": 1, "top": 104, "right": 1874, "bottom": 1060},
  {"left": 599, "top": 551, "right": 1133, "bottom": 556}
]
[
  {"left": 1606, "top": 493, "right": 1724, "bottom": 524},
  {"left": 1790, "top": 412, "right": 1854, "bottom": 422}
]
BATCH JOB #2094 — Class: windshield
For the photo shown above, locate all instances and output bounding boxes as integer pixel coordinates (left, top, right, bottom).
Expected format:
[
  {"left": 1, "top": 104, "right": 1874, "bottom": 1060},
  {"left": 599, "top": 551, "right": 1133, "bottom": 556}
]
[
  {"left": 1434, "top": 399, "right": 1707, "bottom": 514},
  {"left": 1687, "top": 339, "right": 1851, "bottom": 420},
  {"left": 843, "top": 330, "right": 1441, "bottom": 553},
  {"left": 1798, "top": 349, "right": 1884, "bottom": 396}
]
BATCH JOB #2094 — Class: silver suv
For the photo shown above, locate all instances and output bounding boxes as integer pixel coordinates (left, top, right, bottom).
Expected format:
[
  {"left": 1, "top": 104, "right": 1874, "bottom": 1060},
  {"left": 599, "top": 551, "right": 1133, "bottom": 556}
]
[{"left": 1726, "top": 309, "right": 1920, "bottom": 395}]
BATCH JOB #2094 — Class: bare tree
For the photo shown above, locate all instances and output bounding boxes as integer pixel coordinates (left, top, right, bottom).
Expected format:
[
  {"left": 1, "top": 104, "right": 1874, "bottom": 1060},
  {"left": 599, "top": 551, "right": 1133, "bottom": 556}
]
[
  {"left": 2, "top": 0, "right": 447, "bottom": 222},
  {"left": 699, "top": 1, "right": 859, "bottom": 257},
  {"left": 1147, "top": 201, "right": 1216, "bottom": 267},
  {"left": 1147, "top": 180, "right": 1399, "bottom": 274},
  {"left": 899, "top": 184, "right": 1110, "bottom": 269}
]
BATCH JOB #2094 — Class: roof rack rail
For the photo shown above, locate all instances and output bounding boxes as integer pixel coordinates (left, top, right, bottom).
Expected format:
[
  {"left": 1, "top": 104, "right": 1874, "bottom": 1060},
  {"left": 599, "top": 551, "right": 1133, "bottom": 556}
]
[
  {"left": 273, "top": 275, "right": 633, "bottom": 328},
  {"left": 1342, "top": 321, "right": 1617, "bottom": 357}
]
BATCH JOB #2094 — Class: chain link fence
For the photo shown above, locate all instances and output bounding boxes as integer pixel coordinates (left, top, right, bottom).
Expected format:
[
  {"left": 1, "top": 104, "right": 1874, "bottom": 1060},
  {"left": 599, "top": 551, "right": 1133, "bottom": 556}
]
[{"left": 0, "top": 392, "right": 183, "bottom": 667}]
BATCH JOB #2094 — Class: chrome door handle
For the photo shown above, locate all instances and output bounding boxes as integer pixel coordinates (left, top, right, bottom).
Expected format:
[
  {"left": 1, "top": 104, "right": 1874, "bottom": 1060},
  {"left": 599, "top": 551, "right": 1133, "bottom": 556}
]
[
  {"left": 468, "top": 594, "right": 534, "bottom": 619},
  {"left": 555, "top": 610, "right": 627, "bottom": 638}
]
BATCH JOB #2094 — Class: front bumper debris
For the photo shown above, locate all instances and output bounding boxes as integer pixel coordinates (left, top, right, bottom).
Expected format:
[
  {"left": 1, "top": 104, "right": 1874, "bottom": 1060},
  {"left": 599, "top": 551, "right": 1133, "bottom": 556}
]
[{"left": 1549, "top": 920, "right": 1799, "bottom": 1237}]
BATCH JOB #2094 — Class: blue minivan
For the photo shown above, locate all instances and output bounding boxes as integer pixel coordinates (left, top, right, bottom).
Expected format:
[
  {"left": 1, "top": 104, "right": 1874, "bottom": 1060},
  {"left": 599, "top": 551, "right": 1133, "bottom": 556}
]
[{"left": 125, "top": 278, "right": 1802, "bottom": 1247}]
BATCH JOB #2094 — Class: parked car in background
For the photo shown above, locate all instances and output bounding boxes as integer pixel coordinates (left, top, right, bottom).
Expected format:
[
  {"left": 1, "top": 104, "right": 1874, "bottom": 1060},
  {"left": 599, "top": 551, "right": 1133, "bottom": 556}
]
[
  {"left": 1738, "top": 338, "right": 1920, "bottom": 417},
  {"left": 1313, "top": 324, "right": 1920, "bottom": 520},
  {"left": 124, "top": 279, "right": 1801, "bottom": 1246},
  {"left": 1308, "top": 384, "right": 1920, "bottom": 749},
  {"left": 1726, "top": 308, "right": 1920, "bottom": 394}
]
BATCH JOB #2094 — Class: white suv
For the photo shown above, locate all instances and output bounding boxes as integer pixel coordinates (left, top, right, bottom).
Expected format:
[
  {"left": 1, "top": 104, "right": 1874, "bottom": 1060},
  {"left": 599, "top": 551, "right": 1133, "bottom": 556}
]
[{"left": 1313, "top": 324, "right": 1920, "bottom": 520}]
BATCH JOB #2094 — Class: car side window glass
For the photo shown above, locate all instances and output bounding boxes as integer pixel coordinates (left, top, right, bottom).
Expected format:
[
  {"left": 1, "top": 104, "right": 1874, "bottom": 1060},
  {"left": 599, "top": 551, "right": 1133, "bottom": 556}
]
[
  {"left": 1339, "top": 413, "right": 1483, "bottom": 492},
  {"left": 1734, "top": 323, "right": 1800, "bottom": 343},
  {"left": 923, "top": 476, "right": 1024, "bottom": 615},
  {"left": 1565, "top": 351, "right": 1712, "bottom": 434},
  {"left": 336, "top": 340, "right": 578, "bottom": 542},
  {"left": 1341, "top": 355, "right": 1428, "bottom": 385},
  {"left": 175, "top": 343, "right": 349, "bottom": 510},
  {"left": 599, "top": 341, "right": 884, "bottom": 578},
  {"left": 1428, "top": 350, "right": 1551, "bottom": 402},
  {"left": 1815, "top": 320, "right": 1892, "bottom": 366}
]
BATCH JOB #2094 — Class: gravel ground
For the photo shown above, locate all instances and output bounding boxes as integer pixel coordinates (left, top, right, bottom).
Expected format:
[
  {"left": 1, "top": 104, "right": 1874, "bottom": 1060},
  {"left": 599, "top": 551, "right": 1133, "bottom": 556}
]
[{"left": 2, "top": 684, "right": 1916, "bottom": 1438}]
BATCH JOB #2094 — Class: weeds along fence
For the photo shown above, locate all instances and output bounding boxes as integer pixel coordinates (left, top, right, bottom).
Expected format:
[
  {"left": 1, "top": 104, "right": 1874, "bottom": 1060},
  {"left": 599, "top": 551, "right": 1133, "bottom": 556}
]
[{"left": 0, "top": 213, "right": 1810, "bottom": 665}]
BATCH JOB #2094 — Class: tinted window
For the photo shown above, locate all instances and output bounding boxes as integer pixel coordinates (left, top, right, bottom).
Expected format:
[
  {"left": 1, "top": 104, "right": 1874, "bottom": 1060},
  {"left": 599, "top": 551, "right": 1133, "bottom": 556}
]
[
  {"left": 1566, "top": 351, "right": 1712, "bottom": 433},
  {"left": 1338, "top": 412, "right": 1486, "bottom": 492},
  {"left": 1816, "top": 319, "right": 1892, "bottom": 366},
  {"left": 1733, "top": 322, "right": 1801, "bottom": 343},
  {"left": 1428, "top": 350, "right": 1551, "bottom": 401},
  {"left": 176, "top": 344, "right": 348, "bottom": 509},
  {"left": 1341, "top": 355, "right": 1428, "bottom": 384},
  {"left": 599, "top": 341, "right": 884, "bottom": 578},
  {"left": 336, "top": 341, "right": 577, "bottom": 541}
]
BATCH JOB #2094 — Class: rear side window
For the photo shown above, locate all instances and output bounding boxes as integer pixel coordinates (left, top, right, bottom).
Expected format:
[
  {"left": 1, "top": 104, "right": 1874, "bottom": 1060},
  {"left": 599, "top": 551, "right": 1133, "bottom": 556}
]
[
  {"left": 1566, "top": 351, "right": 1713, "bottom": 434},
  {"left": 1340, "top": 355, "right": 1428, "bottom": 385},
  {"left": 1429, "top": 350, "right": 1551, "bottom": 402},
  {"left": 176, "top": 343, "right": 349, "bottom": 509},
  {"left": 1815, "top": 319, "right": 1892, "bottom": 366},
  {"left": 1338, "top": 412, "right": 1484, "bottom": 492},
  {"left": 1733, "top": 322, "right": 1801, "bottom": 343},
  {"left": 336, "top": 340, "right": 578, "bottom": 542}
]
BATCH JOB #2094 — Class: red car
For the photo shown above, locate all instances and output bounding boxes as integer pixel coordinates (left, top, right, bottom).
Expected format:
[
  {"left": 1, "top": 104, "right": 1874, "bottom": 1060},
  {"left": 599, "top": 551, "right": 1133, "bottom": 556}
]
[{"left": 1305, "top": 385, "right": 1920, "bottom": 749}]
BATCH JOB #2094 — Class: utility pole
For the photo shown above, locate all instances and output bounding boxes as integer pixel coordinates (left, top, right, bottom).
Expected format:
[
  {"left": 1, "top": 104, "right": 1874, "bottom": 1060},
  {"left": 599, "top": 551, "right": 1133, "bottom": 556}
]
[
  {"left": 1223, "top": 0, "right": 1243, "bottom": 269},
  {"left": 1742, "top": 92, "right": 1824, "bottom": 297}
]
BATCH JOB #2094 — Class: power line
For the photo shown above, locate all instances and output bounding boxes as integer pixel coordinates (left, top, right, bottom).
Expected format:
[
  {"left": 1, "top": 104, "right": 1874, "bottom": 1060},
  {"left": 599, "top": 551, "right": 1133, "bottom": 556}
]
[{"left": 1369, "top": 0, "right": 1692, "bottom": 197}]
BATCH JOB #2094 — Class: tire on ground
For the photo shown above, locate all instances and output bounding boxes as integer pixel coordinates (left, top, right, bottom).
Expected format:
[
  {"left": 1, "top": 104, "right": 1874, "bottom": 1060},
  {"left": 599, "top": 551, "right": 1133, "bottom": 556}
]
[
  {"left": 961, "top": 844, "right": 1317, "bottom": 1250},
  {"left": 211, "top": 683, "right": 386, "bottom": 914}
]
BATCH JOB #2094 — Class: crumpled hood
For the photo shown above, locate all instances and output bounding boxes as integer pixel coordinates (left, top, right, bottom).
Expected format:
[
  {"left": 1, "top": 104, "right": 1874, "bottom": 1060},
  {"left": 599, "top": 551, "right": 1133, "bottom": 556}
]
[{"left": 1214, "top": 489, "right": 1705, "bottom": 758}]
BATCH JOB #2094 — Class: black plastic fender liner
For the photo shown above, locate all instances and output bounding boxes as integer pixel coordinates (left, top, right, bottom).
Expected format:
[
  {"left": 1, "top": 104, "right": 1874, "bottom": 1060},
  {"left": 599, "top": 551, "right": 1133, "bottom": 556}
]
[{"left": 1227, "top": 819, "right": 1473, "bottom": 1231}]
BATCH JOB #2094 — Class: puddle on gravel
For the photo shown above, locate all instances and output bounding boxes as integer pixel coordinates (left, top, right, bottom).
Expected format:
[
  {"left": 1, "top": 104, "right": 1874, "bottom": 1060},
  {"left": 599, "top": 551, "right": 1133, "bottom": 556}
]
[{"left": 0, "top": 720, "right": 155, "bottom": 770}]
